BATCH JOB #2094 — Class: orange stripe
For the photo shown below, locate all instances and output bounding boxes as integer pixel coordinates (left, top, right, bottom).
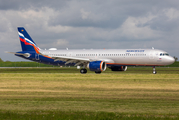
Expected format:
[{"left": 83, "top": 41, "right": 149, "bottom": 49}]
[
  {"left": 44, "top": 55, "right": 52, "bottom": 59},
  {"left": 32, "top": 44, "right": 40, "bottom": 54},
  {"left": 32, "top": 44, "right": 53, "bottom": 59},
  {"left": 100, "top": 61, "right": 103, "bottom": 71}
]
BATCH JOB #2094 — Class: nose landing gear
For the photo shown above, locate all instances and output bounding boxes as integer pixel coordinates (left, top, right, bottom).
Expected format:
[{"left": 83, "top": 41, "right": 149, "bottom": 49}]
[{"left": 153, "top": 66, "right": 157, "bottom": 74}]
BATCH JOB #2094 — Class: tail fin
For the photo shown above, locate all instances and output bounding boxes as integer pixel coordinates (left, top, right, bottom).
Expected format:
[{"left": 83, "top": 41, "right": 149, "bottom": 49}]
[{"left": 18, "top": 27, "right": 40, "bottom": 52}]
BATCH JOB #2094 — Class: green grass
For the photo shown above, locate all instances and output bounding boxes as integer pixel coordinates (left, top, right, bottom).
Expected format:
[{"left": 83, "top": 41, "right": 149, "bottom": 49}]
[
  {"left": 164, "top": 61, "right": 179, "bottom": 67},
  {"left": 0, "top": 68, "right": 179, "bottom": 119},
  {"left": 0, "top": 111, "right": 178, "bottom": 120},
  {"left": 0, "top": 61, "right": 56, "bottom": 67}
]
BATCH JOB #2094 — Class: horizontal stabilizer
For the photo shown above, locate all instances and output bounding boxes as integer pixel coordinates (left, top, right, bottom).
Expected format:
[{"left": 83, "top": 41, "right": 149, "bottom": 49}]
[{"left": 5, "top": 51, "right": 30, "bottom": 58}]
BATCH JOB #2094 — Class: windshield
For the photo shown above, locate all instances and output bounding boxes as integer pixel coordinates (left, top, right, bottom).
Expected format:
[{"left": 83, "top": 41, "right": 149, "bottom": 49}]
[{"left": 160, "top": 53, "right": 169, "bottom": 56}]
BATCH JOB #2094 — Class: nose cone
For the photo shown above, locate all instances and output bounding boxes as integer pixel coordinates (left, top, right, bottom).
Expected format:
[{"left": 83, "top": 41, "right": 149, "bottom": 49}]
[{"left": 166, "top": 56, "right": 175, "bottom": 65}]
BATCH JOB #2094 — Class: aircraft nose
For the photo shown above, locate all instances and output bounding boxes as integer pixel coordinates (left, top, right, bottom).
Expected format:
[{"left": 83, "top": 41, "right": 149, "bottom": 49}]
[{"left": 167, "top": 56, "right": 175, "bottom": 65}]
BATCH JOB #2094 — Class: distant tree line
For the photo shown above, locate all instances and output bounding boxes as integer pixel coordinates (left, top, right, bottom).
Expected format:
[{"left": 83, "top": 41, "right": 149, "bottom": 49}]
[
  {"left": 0, "top": 58, "right": 3, "bottom": 62},
  {"left": 174, "top": 56, "right": 178, "bottom": 61}
]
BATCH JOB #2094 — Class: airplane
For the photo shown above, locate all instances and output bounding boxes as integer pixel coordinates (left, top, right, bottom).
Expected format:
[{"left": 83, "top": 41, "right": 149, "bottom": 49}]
[{"left": 7, "top": 27, "right": 175, "bottom": 74}]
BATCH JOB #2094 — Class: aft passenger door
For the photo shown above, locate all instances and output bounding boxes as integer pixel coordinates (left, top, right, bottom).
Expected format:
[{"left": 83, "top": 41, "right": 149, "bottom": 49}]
[{"left": 35, "top": 53, "right": 39, "bottom": 60}]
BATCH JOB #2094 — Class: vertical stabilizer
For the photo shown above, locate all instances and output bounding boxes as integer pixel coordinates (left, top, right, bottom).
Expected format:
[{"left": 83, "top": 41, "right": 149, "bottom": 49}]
[{"left": 18, "top": 27, "right": 40, "bottom": 52}]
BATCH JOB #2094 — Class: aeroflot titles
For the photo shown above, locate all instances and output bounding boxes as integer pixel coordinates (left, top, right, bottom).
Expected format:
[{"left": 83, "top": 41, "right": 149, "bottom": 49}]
[{"left": 126, "top": 50, "right": 145, "bottom": 52}]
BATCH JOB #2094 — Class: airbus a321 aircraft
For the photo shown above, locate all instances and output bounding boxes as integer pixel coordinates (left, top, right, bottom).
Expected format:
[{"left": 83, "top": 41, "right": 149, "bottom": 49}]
[{"left": 7, "top": 27, "right": 175, "bottom": 74}]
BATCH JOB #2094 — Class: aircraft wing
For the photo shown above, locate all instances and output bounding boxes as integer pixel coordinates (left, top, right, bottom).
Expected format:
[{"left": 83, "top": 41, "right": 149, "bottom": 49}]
[
  {"left": 52, "top": 56, "right": 91, "bottom": 66},
  {"left": 52, "top": 56, "right": 114, "bottom": 66}
]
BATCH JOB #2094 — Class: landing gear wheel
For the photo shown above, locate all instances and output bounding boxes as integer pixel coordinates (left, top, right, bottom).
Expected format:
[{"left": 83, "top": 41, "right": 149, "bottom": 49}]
[
  {"left": 152, "top": 66, "right": 157, "bottom": 74},
  {"left": 95, "top": 71, "right": 101, "bottom": 74},
  {"left": 80, "top": 69, "right": 87, "bottom": 74},
  {"left": 153, "top": 71, "right": 157, "bottom": 74}
]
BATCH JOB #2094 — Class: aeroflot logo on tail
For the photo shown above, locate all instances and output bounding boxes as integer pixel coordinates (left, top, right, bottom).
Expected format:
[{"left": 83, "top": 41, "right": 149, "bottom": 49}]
[
  {"left": 126, "top": 50, "right": 145, "bottom": 52},
  {"left": 18, "top": 32, "right": 40, "bottom": 50}
]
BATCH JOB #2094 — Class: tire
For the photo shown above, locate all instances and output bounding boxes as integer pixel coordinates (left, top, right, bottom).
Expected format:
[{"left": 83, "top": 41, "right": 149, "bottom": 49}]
[
  {"left": 80, "top": 69, "right": 87, "bottom": 74},
  {"left": 95, "top": 71, "right": 101, "bottom": 74}
]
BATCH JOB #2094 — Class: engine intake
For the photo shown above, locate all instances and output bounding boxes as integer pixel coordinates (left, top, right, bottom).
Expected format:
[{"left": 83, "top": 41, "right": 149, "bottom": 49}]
[{"left": 87, "top": 61, "right": 106, "bottom": 71}]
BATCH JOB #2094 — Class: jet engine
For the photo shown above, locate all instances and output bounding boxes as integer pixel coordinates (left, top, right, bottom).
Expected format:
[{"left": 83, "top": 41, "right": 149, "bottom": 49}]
[
  {"left": 87, "top": 61, "right": 106, "bottom": 71},
  {"left": 110, "top": 66, "right": 127, "bottom": 71}
]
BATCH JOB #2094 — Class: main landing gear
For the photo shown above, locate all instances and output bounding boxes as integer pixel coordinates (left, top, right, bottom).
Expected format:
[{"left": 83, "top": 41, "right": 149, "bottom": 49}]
[
  {"left": 95, "top": 71, "right": 101, "bottom": 74},
  {"left": 80, "top": 68, "right": 87, "bottom": 74},
  {"left": 80, "top": 69, "right": 102, "bottom": 74},
  {"left": 153, "top": 66, "right": 157, "bottom": 74}
]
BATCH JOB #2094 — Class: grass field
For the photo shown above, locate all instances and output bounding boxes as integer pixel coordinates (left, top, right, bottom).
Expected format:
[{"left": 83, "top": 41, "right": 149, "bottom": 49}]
[{"left": 0, "top": 67, "right": 179, "bottom": 119}]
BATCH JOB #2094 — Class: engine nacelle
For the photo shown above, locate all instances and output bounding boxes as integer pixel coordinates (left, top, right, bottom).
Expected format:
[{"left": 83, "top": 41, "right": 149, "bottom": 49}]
[
  {"left": 110, "top": 66, "right": 127, "bottom": 71},
  {"left": 87, "top": 61, "right": 106, "bottom": 71}
]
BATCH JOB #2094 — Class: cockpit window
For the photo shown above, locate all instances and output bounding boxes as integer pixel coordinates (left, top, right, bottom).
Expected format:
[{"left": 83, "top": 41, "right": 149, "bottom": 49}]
[
  {"left": 160, "top": 53, "right": 169, "bottom": 56},
  {"left": 165, "top": 53, "right": 169, "bottom": 56}
]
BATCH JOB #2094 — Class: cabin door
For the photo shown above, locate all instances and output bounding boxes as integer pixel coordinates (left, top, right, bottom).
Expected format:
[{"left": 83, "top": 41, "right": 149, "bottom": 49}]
[{"left": 35, "top": 54, "right": 39, "bottom": 60}]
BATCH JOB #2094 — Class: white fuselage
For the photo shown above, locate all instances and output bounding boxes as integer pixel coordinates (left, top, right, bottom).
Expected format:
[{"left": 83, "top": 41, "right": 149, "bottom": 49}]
[
  {"left": 40, "top": 49, "right": 175, "bottom": 66},
  {"left": 13, "top": 27, "right": 175, "bottom": 74}
]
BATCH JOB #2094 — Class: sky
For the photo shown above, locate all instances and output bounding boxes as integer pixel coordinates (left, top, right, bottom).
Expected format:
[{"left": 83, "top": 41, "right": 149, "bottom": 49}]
[{"left": 0, "top": 0, "right": 179, "bottom": 61}]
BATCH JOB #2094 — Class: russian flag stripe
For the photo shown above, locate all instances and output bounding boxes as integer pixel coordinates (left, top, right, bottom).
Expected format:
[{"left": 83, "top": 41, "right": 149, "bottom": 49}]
[{"left": 19, "top": 32, "right": 40, "bottom": 51}]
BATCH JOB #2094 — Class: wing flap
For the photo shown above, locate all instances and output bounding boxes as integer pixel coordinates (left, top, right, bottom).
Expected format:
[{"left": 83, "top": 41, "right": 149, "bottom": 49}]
[
  {"left": 52, "top": 56, "right": 90, "bottom": 66},
  {"left": 52, "top": 56, "right": 114, "bottom": 66}
]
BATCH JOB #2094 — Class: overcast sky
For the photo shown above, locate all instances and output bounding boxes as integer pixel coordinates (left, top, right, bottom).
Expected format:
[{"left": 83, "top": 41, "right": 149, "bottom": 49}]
[{"left": 0, "top": 0, "right": 179, "bottom": 61}]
